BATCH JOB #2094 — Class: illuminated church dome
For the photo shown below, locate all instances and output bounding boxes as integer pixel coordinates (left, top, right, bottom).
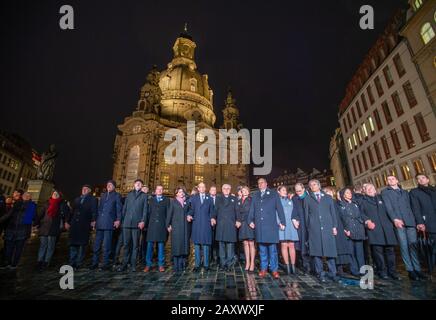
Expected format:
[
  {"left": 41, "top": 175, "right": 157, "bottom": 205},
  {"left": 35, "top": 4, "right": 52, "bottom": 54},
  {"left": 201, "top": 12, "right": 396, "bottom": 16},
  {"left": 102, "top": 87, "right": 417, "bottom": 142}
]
[{"left": 158, "top": 25, "right": 216, "bottom": 126}]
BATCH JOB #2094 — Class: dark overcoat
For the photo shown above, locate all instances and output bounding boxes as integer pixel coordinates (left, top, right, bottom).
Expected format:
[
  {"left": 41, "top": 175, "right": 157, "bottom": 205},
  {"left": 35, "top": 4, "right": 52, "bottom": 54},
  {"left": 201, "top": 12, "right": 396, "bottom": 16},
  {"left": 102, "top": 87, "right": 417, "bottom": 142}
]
[
  {"left": 247, "top": 188, "right": 286, "bottom": 244},
  {"left": 95, "top": 191, "right": 122, "bottom": 230},
  {"left": 121, "top": 190, "right": 148, "bottom": 229},
  {"left": 189, "top": 193, "right": 214, "bottom": 245},
  {"left": 237, "top": 196, "right": 255, "bottom": 240},
  {"left": 166, "top": 198, "right": 191, "bottom": 257},
  {"left": 291, "top": 194, "right": 309, "bottom": 254},
  {"left": 146, "top": 195, "right": 170, "bottom": 242},
  {"left": 410, "top": 186, "right": 436, "bottom": 233},
  {"left": 68, "top": 194, "right": 98, "bottom": 246},
  {"left": 1, "top": 200, "right": 34, "bottom": 241},
  {"left": 303, "top": 192, "right": 337, "bottom": 258},
  {"left": 338, "top": 200, "right": 366, "bottom": 241},
  {"left": 334, "top": 200, "right": 352, "bottom": 255},
  {"left": 213, "top": 194, "right": 238, "bottom": 243},
  {"left": 359, "top": 195, "right": 397, "bottom": 246},
  {"left": 381, "top": 187, "right": 416, "bottom": 227}
]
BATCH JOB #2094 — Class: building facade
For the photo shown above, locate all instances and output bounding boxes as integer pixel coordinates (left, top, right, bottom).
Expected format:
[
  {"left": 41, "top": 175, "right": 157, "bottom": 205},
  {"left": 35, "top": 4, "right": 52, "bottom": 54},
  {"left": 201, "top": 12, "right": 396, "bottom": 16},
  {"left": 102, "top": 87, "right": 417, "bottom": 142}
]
[
  {"left": 112, "top": 28, "right": 248, "bottom": 195},
  {"left": 0, "top": 131, "right": 39, "bottom": 195},
  {"left": 400, "top": 0, "right": 436, "bottom": 110},
  {"left": 329, "top": 128, "right": 352, "bottom": 189},
  {"left": 272, "top": 168, "right": 335, "bottom": 192},
  {"left": 338, "top": 9, "right": 436, "bottom": 191}
]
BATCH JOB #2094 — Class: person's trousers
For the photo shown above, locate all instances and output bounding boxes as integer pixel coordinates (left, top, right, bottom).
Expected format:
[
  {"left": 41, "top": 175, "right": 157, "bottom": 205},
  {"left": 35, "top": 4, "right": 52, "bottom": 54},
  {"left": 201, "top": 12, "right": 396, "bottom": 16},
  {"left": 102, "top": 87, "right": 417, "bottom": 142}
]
[
  {"left": 313, "top": 256, "right": 337, "bottom": 277},
  {"left": 122, "top": 227, "right": 141, "bottom": 267},
  {"left": 69, "top": 245, "right": 86, "bottom": 267},
  {"left": 173, "top": 255, "right": 187, "bottom": 271},
  {"left": 146, "top": 241, "right": 165, "bottom": 267},
  {"left": 92, "top": 229, "right": 113, "bottom": 267},
  {"left": 140, "top": 229, "right": 147, "bottom": 264},
  {"left": 5, "top": 239, "right": 26, "bottom": 267},
  {"left": 37, "top": 236, "right": 57, "bottom": 264},
  {"left": 371, "top": 245, "right": 396, "bottom": 276},
  {"left": 218, "top": 241, "right": 235, "bottom": 268},
  {"left": 259, "top": 243, "right": 278, "bottom": 272},
  {"left": 194, "top": 244, "right": 210, "bottom": 268},
  {"left": 395, "top": 226, "right": 421, "bottom": 272},
  {"left": 430, "top": 233, "right": 436, "bottom": 267},
  {"left": 349, "top": 240, "right": 365, "bottom": 275},
  {"left": 112, "top": 229, "right": 124, "bottom": 263}
]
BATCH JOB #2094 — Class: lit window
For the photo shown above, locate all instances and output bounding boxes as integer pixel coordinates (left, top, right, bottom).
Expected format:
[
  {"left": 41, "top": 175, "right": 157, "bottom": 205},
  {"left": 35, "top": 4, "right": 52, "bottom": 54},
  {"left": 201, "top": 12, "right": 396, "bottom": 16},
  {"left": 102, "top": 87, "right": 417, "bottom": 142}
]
[
  {"left": 428, "top": 151, "right": 436, "bottom": 172},
  {"left": 414, "top": 0, "right": 423, "bottom": 11},
  {"left": 190, "top": 78, "right": 197, "bottom": 92},
  {"left": 353, "top": 133, "right": 358, "bottom": 147},
  {"left": 161, "top": 173, "right": 170, "bottom": 193},
  {"left": 401, "top": 163, "right": 412, "bottom": 180},
  {"left": 413, "top": 158, "right": 426, "bottom": 175},
  {"left": 195, "top": 156, "right": 204, "bottom": 174},
  {"left": 196, "top": 132, "right": 204, "bottom": 142},
  {"left": 368, "top": 116, "right": 375, "bottom": 132},
  {"left": 421, "top": 23, "right": 435, "bottom": 45},
  {"left": 362, "top": 123, "right": 368, "bottom": 138},
  {"left": 348, "top": 138, "right": 353, "bottom": 151},
  {"left": 194, "top": 175, "right": 203, "bottom": 184},
  {"left": 132, "top": 125, "right": 141, "bottom": 134}
]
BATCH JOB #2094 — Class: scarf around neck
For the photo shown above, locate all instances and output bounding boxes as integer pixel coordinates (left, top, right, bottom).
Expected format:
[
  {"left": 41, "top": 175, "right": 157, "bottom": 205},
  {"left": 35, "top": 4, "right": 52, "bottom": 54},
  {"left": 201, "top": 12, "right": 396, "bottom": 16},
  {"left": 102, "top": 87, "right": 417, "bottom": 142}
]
[{"left": 47, "top": 197, "right": 62, "bottom": 218}]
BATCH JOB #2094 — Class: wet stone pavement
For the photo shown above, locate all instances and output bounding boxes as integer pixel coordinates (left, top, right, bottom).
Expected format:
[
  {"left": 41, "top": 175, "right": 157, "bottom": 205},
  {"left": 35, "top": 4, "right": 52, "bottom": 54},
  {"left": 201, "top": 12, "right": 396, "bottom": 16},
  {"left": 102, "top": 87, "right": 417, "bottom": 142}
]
[{"left": 0, "top": 234, "right": 436, "bottom": 300}]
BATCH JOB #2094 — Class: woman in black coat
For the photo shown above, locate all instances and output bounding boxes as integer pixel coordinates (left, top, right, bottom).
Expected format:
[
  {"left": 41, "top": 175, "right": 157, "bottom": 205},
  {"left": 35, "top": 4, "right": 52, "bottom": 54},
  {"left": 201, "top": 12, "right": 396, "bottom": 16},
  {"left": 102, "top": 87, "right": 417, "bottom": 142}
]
[
  {"left": 237, "top": 186, "right": 255, "bottom": 272},
  {"left": 360, "top": 183, "right": 399, "bottom": 280},
  {"left": 166, "top": 187, "right": 191, "bottom": 272},
  {"left": 324, "top": 187, "right": 351, "bottom": 276},
  {"left": 35, "top": 190, "right": 69, "bottom": 270},
  {"left": 338, "top": 188, "right": 366, "bottom": 276}
]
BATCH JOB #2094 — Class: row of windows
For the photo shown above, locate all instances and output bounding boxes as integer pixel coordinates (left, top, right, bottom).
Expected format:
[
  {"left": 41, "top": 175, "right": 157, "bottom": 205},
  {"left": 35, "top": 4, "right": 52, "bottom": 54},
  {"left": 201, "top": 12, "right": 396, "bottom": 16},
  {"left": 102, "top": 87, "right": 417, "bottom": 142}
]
[
  {"left": 345, "top": 81, "right": 419, "bottom": 152},
  {"left": 0, "top": 153, "right": 20, "bottom": 171},
  {"left": 350, "top": 116, "right": 431, "bottom": 178},
  {"left": 356, "top": 151, "right": 436, "bottom": 189},
  {"left": 0, "top": 168, "right": 16, "bottom": 183}
]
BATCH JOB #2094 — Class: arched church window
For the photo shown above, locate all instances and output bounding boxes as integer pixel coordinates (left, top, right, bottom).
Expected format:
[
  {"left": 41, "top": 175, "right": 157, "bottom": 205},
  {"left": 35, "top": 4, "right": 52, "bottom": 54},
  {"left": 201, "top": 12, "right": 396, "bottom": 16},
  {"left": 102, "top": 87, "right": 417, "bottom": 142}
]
[
  {"left": 190, "top": 78, "right": 197, "bottom": 92},
  {"left": 125, "top": 145, "right": 140, "bottom": 187},
  {"left": 421, "top": 22, "right": 435, "bottom": 44},
  {"left": 132, "top": 125, "right": 141, "bottom": 134}
]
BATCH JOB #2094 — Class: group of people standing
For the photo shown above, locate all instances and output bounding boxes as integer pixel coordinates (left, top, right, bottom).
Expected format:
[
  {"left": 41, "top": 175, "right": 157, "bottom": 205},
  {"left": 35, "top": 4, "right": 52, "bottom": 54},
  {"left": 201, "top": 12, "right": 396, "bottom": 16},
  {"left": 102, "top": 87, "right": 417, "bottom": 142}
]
[{"left": 0, "top": 173, "right": 435, "bottom": 284}]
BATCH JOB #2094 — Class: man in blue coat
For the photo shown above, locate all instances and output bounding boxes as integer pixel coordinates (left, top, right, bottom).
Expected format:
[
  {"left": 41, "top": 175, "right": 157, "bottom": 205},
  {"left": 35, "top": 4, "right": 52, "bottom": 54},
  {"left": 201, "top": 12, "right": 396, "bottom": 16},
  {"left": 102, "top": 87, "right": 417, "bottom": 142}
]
[
  {"left": 381, "top": 175, "right": 424, "bottom": 281},
  {"left": 187, "top": 182, "right": 215, "bottom": 272},
  {"left": 90, "top": 180, "right": 122, "bottom": 271},
  {"left": 248, "top": 178, "right": 286, "bottom": 279}
]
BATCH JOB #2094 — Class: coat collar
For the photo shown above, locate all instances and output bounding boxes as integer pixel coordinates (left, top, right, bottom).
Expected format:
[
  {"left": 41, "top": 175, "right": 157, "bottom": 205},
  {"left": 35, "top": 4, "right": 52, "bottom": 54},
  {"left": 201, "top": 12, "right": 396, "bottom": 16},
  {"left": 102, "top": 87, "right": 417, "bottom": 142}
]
[{"left": 309, "top": 191, "right": 326, "bottom": 202}]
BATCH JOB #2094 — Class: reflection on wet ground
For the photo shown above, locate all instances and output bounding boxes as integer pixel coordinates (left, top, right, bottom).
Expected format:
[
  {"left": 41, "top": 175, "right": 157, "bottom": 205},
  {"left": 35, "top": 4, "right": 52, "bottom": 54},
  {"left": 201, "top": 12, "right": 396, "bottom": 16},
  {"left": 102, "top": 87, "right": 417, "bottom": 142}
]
[{"left": 1, "top": 234, "right": 435, "bottom": 300}]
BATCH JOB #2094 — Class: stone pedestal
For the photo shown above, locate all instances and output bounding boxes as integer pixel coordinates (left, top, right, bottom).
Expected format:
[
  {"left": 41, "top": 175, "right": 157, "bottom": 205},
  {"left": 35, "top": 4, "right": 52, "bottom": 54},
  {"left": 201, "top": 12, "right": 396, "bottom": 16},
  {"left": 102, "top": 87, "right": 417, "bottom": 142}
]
[{"left": 27, "top": 180, "right": 54, "bottom": 206}]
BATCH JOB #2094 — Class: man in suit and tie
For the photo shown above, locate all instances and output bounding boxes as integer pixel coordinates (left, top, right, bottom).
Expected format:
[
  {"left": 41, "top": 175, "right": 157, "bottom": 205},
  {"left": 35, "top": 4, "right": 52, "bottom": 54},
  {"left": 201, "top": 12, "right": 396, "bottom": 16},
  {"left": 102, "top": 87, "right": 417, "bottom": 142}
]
[
  {"left": 208, "top": 185, "right": 219, "bottom": 265},
  {"left": 187, "top": 182, "right": 215, "bottom": 272},
  {"left": 248, "top": 178, "right": 286, "bottom": 279},
  {"left": 117, "top": 179, "right": 148, "bottom": 272},
  {"left": 304, "top": 179, "right": 338, "bottom": 283}
]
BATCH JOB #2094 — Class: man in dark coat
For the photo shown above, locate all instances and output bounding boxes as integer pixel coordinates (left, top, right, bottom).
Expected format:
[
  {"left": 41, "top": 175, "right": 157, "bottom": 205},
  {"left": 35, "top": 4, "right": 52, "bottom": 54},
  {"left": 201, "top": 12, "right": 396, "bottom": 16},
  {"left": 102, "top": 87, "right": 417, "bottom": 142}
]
[
  {"left": 291, "top": 183, "right": 312, "bottom": 274},
  {"left": 144, "top": 185, "right": 170, "bottom": 272},
  {"left": 187, "top": 182, "right": 215, "bottom": 272},
  {"left": 213, "top": 184, "right": 240, "bottom": 271},
  {"left": 304, "top": 179, "right": 338, "bottom": 282},
  {"left": 410, "top": 174, "right": 436, "bottom": 270},
  {"left": 381, "top": 175, "right": 424, "bottom": 281},
  {"left": 0, "top": 190, "right": 36, "bottom": 269},
  {"left": 208, "top": 186, "right": 219, "bottom": 266},
  {"left": 65, "top": 185, "right": 98, "bottom": 270},
  {"left": 248, "top": 178, "right": 286, "bottom": 279},
  {"left": 360, "top": 183, "right": 399, "bottom": 280},
  {"left": 90, "top": 180, "right": 122, "bottom": 271},
  {"left": 118, "top": 179, "right": 148, "bottom": 272}
]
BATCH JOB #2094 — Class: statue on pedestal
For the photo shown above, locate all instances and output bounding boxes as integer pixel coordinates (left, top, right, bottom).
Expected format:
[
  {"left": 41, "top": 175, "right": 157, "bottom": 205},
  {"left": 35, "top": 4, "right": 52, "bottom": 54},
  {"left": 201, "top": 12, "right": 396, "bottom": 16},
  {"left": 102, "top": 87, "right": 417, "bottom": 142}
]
[{"left": 37, "top": 144, "right": 58, "bottom": 182}]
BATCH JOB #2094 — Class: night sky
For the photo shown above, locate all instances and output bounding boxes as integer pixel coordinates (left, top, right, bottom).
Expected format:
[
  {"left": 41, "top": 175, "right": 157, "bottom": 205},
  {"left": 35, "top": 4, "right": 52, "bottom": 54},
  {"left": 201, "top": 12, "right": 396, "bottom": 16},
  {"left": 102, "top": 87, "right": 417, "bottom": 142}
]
[{"left": 0, "top": 0, "right": 406, "bottom": 198}]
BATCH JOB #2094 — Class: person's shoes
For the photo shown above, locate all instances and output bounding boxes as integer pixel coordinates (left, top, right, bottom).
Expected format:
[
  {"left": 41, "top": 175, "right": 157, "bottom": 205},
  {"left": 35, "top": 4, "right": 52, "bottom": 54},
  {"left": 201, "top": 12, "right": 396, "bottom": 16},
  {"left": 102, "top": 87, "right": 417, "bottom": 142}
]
[
  {"left": 203, "top": 267, "right": 210, "bottom": 272},
  {"left": 318, "top": 275, "right": 327, "bottom": 283},
  {"left": 158, "top": 266, "right": 165, "bottom": 273},
  {"left": 415, "top": 271, "right": 427, "bottom": 280},
  {"left": 330, "top": 275, "right": 340, "bottom": 282},
  {"left": 388, "top": 272, "right": 401, "bottom": 281},
  {"left": 89, "top": 264, "right": 98, "bottom": 271},
  {"left": 143, "top": 266, "right": 151, "bottom": 273},
  {"left": 258, "top": 270, "right": 267, "bottom": 278},
  {"left": 408, "top": 271, "right": 420, "bottom": 281},
  {"left": 272, "top": 271, "right": 280, "bottom": 279},
  {"left": 285, "top": 264, "right": 291, "bottom": 275},
  {"left": 117, "top": 265, "right": 127, "bottom": 272},
  {"left": 100, "top": 265, "right": 111, "bottom": 272},
  {"left": 37, "top": 261, "right": 46, "bottom": 272},
  {"left": 130, "top": 267, "right": 137, "bottom": 272},
  {"left": 193, "top": 267, "right": 200, "bottom": 273},
  {"left": 378, "top": 273, "right": 390, "bottom": 280}
]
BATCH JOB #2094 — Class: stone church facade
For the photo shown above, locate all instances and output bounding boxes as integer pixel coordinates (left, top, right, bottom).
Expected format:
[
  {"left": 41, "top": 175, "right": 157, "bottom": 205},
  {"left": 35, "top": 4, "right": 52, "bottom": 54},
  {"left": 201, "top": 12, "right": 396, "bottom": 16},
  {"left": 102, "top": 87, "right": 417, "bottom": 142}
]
[{"left": 112, "top": 28, "right": 249, "bottom": 195}]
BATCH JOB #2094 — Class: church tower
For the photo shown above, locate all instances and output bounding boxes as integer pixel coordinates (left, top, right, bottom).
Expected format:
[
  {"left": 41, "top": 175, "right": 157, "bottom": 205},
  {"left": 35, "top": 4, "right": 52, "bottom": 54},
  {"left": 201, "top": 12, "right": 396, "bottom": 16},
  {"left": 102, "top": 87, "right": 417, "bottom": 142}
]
[{"left": 221, "top": 88, "right": 243, "bottom": 130}]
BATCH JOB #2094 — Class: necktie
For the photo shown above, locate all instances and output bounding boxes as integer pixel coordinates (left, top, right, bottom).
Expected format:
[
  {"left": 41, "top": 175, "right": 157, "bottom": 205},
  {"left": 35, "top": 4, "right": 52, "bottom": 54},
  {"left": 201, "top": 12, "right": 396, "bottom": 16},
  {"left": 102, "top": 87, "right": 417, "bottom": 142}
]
[
  {"left": 261, "top": 190, "right": 265, "bottom": 197},
  {"left": 316, "top": 194, "right": 321, "bottom": 203},
  {"left": 201, "top": 194, "right": 204, "bottom": 204}
]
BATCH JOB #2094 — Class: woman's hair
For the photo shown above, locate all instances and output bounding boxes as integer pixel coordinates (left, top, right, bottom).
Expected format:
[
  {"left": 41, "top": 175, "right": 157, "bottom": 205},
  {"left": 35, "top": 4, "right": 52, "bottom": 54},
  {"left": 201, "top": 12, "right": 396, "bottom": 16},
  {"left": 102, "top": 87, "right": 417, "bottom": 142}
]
[
  {"left": 174, "top": 186, "right": 186, "bottom": 196},
  {"left": 277, "top": 185, "right": 287, "bottom": 193}
]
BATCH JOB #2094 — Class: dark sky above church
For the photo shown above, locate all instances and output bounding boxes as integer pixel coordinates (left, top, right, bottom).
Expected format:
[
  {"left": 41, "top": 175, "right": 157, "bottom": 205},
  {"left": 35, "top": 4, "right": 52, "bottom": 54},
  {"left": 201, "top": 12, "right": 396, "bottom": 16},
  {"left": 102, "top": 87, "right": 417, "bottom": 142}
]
[{"left": 0, "top": 0, "right": 405, "bottom": 198}]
